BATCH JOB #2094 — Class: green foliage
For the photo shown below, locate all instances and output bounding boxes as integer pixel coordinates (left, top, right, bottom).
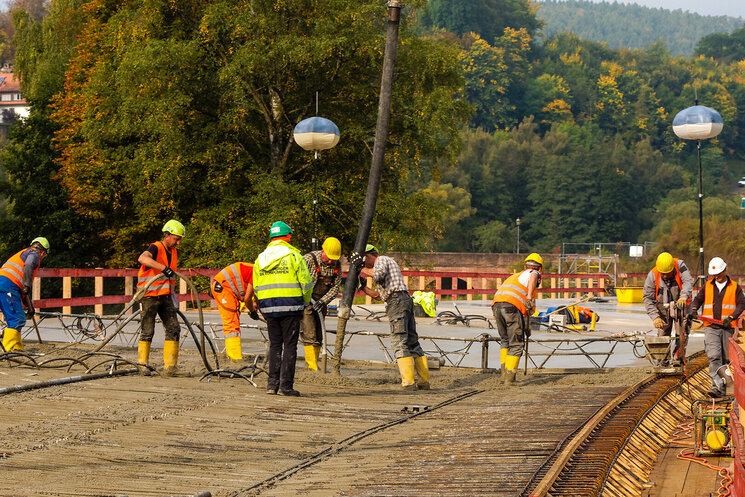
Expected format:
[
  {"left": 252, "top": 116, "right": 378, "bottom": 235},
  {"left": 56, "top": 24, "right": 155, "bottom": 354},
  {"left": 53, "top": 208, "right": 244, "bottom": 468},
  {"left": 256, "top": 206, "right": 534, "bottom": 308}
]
[
  {"left": 536, "top": 0, "right": 743, "bottom": 57},
  {"left": 696, "top": 25, "right": 745, "bottom": 62},
  {"left": 421, "top": 0, "right": 542, "bottom": 42}
]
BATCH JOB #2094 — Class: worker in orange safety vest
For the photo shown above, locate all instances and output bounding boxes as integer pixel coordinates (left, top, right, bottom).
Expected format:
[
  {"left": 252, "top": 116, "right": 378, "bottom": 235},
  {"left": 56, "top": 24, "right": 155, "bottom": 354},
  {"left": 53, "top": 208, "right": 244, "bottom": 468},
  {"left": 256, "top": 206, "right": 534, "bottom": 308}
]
[
  {"left": 491, "top": 253, "right": 542, "bottom": 385},
  {"left": 211, "top": 262, "right": 260, "bottom": 361},
  {"left": 0, "top": 237, "right": 49, "bottom": 351},
  {"left": 136, "top": 219, "right": 184, "bottom": 375},
  {"left": 688, "top": 257, "right": 745, "bottom": 398}
]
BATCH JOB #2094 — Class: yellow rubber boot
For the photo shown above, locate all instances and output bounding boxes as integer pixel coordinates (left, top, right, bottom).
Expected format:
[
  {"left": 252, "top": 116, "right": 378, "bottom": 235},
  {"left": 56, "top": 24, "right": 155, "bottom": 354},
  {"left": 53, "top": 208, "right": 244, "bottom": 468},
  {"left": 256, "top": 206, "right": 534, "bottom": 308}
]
[
  {"left": 304, "top": 345, "right": 318, "bottom": 371},
  {"left": 396, "top": 357, "right": 416, "bottom": 390},
  {"left": 414, "top": 355, "right": 430, "bottom": 390},
  {"left": 504, "top": 354, "right": 520, "bottom": 385},
  {"left": 137, "top": 340, "right": 151, "bottom": 365},
  {"left": 500, "top": 348, "right": 508, "bottom": 375},
  {"left": 163, "top": 340, "right": 179, "bottom": 375},
  {"left": 225, "top": 336, "right": 243, "bottom": 361},
  {"left": 2, "top": 328, "right": 23, "bottom": 351}
]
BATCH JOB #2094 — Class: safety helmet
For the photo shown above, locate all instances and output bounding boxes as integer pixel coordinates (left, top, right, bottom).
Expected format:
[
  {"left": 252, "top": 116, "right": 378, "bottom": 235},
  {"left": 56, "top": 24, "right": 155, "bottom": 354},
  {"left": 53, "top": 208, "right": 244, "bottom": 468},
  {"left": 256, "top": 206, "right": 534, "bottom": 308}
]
[
  {"left": 365, "top": 243, "right": 378, "bottom": 254},
  {"left": 162, "top": 219, "right": 185, "bottom": 238},
  {"left": 269, "top": 221, "right": 293, "bottom": 238},
  {"left": 31, "top": 237, "right": 50, "bottom": 253},
  {"left": 524, "top": 253, "right": 543, "bottom": 267},
  {"left": 655, "top": 252, "right": 674, "bottom": 274},
  {"left": 708, "top": 257, "right": 727, "bottom": 276},
  {"left": 322, "top": 237, "right": 341, "bottom": 260}
]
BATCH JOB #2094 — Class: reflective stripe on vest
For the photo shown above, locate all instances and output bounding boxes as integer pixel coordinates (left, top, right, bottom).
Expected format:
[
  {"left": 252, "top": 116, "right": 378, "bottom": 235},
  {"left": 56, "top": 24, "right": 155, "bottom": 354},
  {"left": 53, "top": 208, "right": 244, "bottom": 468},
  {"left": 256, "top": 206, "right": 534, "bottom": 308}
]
[
  {"left": 702, "top": 279, "right": 738, "bottom": 327},
  {"left": 215, "top": 263, "right": 252, "bottom": 298},
  {"left": 0, "top": 248, "right": 36, "bottom": 289},
  {"left": 137, "top": 241, "right": 178, "bottom": 297},
  {"left": 491, "top": 271, "right": 536, "bottom": 316}
]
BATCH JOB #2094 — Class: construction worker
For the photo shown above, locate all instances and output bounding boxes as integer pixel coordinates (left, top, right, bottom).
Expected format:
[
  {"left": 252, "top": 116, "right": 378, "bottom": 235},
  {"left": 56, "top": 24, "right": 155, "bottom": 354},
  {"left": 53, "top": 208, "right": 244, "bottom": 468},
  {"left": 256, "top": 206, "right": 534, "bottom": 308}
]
[
  {"left": 136, "top": 219, "right": 184, "bottom": 375},
  {"left": 492, "top": 253, "right": 543, "bottom": 385},
  {"left": 252, "top": 221, "right": 312, "bottom": 396},
  {"left": 642, "top": 252, "right": 694, "bottom": 359},
  {"left": 211, "top": 262, "right": 260, "bottom": 362},
  {"left": 301, "top": 237, "right": 343, "bottom": 370},
  {"left": 688, "top": 257, "right": 745, "bottom": 398},
  {"left": 359, "top": 244, "right": 430, "bottom": 390},
  {"left": 0, "top": 237, "right": 49, "bottom": 351}
]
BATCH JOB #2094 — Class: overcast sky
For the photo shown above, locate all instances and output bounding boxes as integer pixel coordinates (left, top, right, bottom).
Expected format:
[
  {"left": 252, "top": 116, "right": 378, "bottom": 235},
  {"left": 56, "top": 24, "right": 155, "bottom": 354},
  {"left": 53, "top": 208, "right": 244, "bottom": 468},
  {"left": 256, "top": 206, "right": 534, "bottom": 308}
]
[{"left": 581, "top": 0, "right": 745, "bottom": 19}]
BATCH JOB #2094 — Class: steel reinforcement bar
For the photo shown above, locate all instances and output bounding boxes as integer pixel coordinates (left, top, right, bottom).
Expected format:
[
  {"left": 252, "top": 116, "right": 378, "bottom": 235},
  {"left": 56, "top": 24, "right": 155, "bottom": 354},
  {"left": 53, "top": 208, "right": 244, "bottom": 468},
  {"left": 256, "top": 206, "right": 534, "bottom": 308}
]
[{"left": 525, "top": 352, "right": 710, "bottom": 497}]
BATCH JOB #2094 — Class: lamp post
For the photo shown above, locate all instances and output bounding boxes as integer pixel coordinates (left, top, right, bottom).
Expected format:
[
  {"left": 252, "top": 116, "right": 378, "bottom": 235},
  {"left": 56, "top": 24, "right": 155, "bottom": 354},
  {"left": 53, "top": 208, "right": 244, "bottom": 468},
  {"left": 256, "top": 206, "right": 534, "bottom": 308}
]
[
  {"left": 672, "top": 103, "right": 723, "bottom": 283},
  {"left": 516, "top": 218, "right": 520, "bottom": 254},
  {"left": 293, "top": 116, "right": 340, "bottom": 250}
]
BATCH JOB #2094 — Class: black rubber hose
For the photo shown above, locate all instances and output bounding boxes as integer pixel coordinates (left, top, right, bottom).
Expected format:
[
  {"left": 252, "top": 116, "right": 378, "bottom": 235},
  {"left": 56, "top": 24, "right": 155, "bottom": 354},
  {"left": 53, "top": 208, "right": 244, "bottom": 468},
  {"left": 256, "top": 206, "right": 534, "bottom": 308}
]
[
  {"left": 0, "top": 367, "right": 139, "bottom": 396},
  {"left": 177, "top": 310, "right": 219, "bottom": 371}
]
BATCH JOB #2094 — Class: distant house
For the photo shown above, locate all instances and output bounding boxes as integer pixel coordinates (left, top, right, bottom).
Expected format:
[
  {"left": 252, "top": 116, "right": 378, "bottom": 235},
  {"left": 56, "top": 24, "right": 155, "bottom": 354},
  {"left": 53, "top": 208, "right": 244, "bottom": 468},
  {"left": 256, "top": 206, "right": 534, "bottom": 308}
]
[{"left": 0, "top": 73, "right": 29, "bottom": 134}]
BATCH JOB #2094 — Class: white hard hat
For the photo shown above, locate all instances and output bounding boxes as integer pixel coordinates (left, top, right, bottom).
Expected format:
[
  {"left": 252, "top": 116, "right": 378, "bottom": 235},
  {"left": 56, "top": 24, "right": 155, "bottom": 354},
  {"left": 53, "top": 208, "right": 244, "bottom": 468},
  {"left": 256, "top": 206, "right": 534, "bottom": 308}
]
[{"left": 708, "top": 257, "right": 727, "bottom": 276}]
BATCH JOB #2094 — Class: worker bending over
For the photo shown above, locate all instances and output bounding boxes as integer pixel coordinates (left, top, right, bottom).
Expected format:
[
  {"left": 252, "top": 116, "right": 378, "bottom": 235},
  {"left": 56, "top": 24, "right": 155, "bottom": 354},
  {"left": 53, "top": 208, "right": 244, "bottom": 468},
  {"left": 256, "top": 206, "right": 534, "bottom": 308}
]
[
  {"left": 252, "top": 221, "right": 312, "bottom": 396},
  {"left": 643, "top": 252, "right": 693, "bottom": 336},
  {"left": 688, "top": 257, "right": 745, "bottom": 398},
  {"left": 136, "top": 220, "right": 184, "bottom": 375},
  {"left": 301, "top": 237, "right": 343, "bottom": 370},
  {"left": 359, "top": 244, "right": 430, "bottom": 390},
  {"left": 211, "top": 262, "right": 260, "bottom": 361},
  {"left": 0, "top": 237, "right": 49, "bottom": 351},
  {"left": 492, "top": 253, "right": 543, "bottom": 385}
]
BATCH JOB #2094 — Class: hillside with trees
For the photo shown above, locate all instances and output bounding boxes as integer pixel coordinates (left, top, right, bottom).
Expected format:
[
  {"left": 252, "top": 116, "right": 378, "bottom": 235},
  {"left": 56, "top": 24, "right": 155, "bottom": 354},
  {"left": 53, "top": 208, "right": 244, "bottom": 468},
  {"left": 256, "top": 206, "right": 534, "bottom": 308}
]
[
  {"left": 536, "top": 0, "right": 743, "bottom": 56},
  {"left": 1, "top": 0, "right": 745, "bottom": 273}
]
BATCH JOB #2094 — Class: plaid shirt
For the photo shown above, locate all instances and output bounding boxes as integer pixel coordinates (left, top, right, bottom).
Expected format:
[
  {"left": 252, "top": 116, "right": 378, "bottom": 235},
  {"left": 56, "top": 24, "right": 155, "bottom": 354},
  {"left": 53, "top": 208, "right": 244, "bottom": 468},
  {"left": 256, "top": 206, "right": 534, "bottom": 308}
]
[
  {"left": 373, "top": 255, "right": 408, "bottom": 302},
  {"left": 303, "top": 250, "right": 342, "bottom": 305}
]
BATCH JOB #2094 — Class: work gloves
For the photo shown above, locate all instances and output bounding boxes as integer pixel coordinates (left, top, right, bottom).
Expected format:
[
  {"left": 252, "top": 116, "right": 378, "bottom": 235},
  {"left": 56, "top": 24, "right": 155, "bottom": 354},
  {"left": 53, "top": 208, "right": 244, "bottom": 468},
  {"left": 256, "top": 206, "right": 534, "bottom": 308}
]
[
  {"left": 249, "top": 310, "right": 260, "bottom": 321},
  {"left": 162, "top": 267, "right": 175, "bottom": 279},
  {"left": 358, "top": 276, "right": 367, "bottom": 289},
  {"left": 722, "top": 315, "right": 734, "bottom": 328},
  {"left": 676, "top": 297, "right": 688, "bottom": 308},
  {"left": 348, "top": 252, "right": 364, "bottom": 272},
  {"left": 525, "top": 299, "right": 535, "bottom": 317},
  {"left": 26, "top": 301, "right": 35, "bottom": 319},
  {"left": 653, "top": 317, "right": 665, "bottom": 329},
  {"left": 312, "top": 301, "right": 324, "bottom": 312},
  {"left": 687, "top": 309, "right": 698, "bottom": 321},
  {"left": 22, "top": 284, "right": 31, "bottom": 296}
]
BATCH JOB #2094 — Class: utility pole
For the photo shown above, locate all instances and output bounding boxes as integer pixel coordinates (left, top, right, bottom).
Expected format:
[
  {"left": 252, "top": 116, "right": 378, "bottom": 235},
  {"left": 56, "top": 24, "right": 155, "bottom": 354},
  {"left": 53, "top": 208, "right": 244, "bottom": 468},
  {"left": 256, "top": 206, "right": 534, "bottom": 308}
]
[
  {"left": 333, "top": 0, "right": 402, "bottom": 374},
  {"left": 516, "top": 218, "right": 520, "bottom": 254}
]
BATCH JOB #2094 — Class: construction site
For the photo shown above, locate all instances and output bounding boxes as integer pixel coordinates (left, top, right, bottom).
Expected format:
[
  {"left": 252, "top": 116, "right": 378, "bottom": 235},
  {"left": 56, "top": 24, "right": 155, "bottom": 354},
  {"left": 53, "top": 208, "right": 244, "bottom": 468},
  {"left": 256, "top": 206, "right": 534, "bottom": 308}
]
[{"left": 1, "top": 249, "right": 742, "bottom": 497}]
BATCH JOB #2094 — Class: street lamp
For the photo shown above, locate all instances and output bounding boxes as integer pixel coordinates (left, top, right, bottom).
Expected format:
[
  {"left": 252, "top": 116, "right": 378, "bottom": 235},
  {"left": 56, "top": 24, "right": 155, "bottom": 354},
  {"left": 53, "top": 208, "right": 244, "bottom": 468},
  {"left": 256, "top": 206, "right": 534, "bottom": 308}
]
[
  {"left": 293, "top": 115, "right": 340, "bottom": 250},
  {"left": 672, "top": 103, "right": 723, "bottom": 283},
  {"left": 516, "top": 218, "right": 520, "bottom": 254}
]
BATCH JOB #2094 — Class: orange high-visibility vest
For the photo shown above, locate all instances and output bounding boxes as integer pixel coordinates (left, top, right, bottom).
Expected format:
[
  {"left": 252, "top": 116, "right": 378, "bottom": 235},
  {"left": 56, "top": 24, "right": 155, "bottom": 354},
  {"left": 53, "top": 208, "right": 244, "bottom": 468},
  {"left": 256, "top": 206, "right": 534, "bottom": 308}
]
[
  {"left": 137, "top": 241, "right": 178, "bottom": 297},
  {"left": 702, "top": 279, "right": 738, "bottom": 327},
  {"left": 214, "top": 262, "right": 253, "bottom": 299},
  {"left": 0, "top": 248, "right": 37, "bottom": 289},
  {"left": 491, "top": 270, "right": 537, "bottom": 316},
  {"left": 652, "top": 259, "right": 690, "bottom": 304}
]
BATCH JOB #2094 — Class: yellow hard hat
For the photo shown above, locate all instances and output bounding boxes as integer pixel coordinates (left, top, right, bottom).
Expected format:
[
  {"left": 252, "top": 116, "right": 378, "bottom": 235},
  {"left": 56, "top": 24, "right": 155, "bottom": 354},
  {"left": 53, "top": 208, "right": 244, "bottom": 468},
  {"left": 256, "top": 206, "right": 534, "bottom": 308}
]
[
  {"left": 655, "top": 252, "right": 674, "bottom": 273},
  {"left": 322, "top": 237, "right": 341, "bottom": 260},
  {"left": 524, "top": 253, "right": 543, "bottom": 267},
  {"left": 31, "top": 237, "right": 50, "bottom": 253},
  {"left": 162, "top": 219, "right": 185, "bottom": 238}
]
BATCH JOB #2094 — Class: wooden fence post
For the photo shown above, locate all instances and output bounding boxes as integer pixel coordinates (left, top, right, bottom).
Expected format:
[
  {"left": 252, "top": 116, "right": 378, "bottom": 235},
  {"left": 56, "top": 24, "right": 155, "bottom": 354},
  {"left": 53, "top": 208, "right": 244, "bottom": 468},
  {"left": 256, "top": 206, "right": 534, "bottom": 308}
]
[
  {"left": 467, "top": 277, "right": 473, "bottom": 301},
  {"left": 179, "top": 278, "right": 187, "bottom": 312},
  {"left": 94, "top": 275, "right": 103, "bottom": 315},
  {"left": 63, "top": 277, "right": 72, "bottom": 314},
  {"left": 124, "top": 276, "right": 134, "bottom": 314}
]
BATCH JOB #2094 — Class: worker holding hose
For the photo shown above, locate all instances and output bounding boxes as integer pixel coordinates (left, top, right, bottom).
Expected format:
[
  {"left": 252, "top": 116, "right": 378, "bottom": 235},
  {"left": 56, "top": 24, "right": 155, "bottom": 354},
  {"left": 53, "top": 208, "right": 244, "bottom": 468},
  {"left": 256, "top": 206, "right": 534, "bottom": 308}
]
[
  {"left": 642, "top": 252, "right": 693, "bottom": 337},
  {"left": 0, "top": 237, "right": 49, "bottom": 351},
  {"left": 358, "top": 244, "right": 430, "bottom": 390},
  {"left": 252, "top": 221, "right": 312, "bottom": 396},
  {"left": 211, "top": 262, "right": 260, "bottom": 361},
  {"left": 136, "top": 219, "right": 184, "bottom": 375},
  {"left": 687, "top": 257, "right": 745, "bottom": 398},
  {"left": 300, "top": 237, "right": 343, "bottom": 371},
  {"left": 491, "top": 253, "right": 543, "bottom": 385}
]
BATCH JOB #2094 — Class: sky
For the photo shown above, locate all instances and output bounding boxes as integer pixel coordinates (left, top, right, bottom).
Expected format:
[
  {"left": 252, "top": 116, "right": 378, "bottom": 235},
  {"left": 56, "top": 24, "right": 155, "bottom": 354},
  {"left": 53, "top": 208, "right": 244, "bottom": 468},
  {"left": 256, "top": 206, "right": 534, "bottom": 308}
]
[{"left": 582, "top": 0, "right": 745, "bottom": 19}]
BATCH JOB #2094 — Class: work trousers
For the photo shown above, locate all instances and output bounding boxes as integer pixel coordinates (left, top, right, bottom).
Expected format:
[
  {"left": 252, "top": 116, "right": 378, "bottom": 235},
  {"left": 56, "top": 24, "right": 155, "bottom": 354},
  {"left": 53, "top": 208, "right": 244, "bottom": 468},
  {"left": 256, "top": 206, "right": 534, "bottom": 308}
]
[
  {"left": 300, "top": 305, "right": 324, "bottom": 346},
  {"left": 139, "top": 295, "right": 181, "bottom": 342},
  {"left": 0, "top": 276, "right": 26, "bottom": 330},
  {"left": 386, "top": 291, "right": 424, "bottom": 359},
  {"left": 266, "top": 314, "right": 301, "bottom": 392},
  {"left": 703, "top": 325, "right": 733, "bottom": 390},
  {"left": 492, "top": 302, "right": 526, "bottom": 357},
  {"left": 212, "top": 280, "right": 241, "bottom": 339}
]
